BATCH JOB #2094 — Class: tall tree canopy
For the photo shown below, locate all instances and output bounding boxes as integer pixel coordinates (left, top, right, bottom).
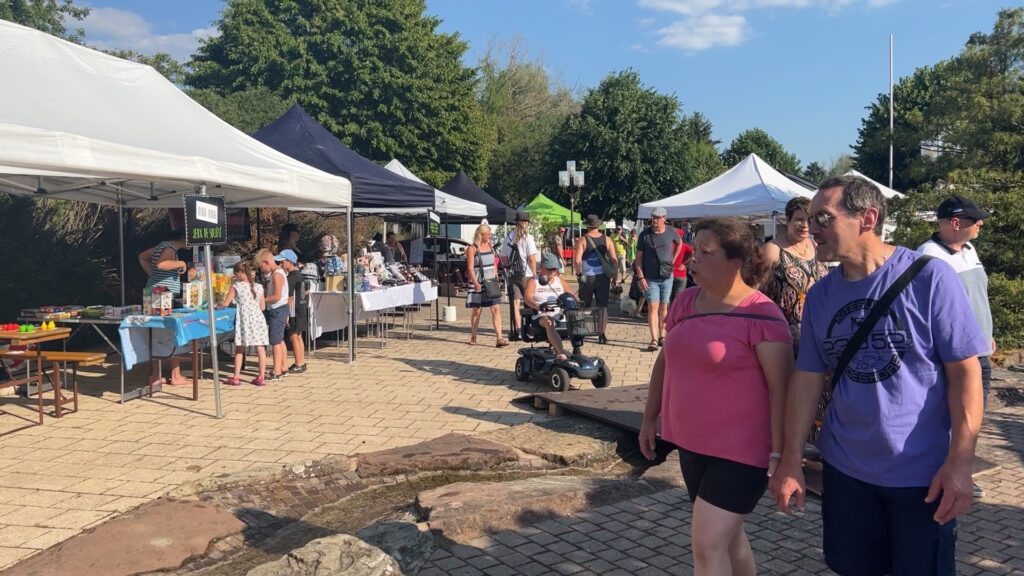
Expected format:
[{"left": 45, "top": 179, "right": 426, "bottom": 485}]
[
  {"left": 187, "top": 0, "right": 488, "bottom": 186},
  {"left": 547, "top": 70, "right": 695, "bottom": 221},
  {"left": 476, "top": 38, "right": 578, "bottom": 208},
  {"left": 853, "top": 8, "right": 1024, "bottom": 190},
  {"left": 0, "top": 0, "right": 88, "bottom": 42},
  {"left": 721, "top": 128, "right": 801, "bottom": 174}
]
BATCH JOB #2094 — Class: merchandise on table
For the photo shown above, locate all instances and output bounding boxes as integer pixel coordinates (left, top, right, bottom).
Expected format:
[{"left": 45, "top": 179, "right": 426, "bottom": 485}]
[{"left": 183, "top": 280, "right": 205, "bottom": 309}]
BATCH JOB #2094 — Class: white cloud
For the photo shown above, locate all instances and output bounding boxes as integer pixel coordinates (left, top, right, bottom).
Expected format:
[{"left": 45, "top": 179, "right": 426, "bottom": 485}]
[
  {"left": 638, "top": 0, "right": 896, "bottom": 52},
  {"left": 81, "top": 7, "right": 217, "bottom": 61},
  {"left": 566, "top": 0, "right": 594, "bottom": 13},
  {"left": 630, "top": 43, "right": 653, "bottom": 53},
  {"left": 654, "top": 14, "right": 748, "bottom": 52}
]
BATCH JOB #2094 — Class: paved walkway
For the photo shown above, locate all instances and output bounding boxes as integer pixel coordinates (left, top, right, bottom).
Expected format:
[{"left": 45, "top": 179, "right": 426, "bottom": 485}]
[{"left": 0, "top": 300, "right": 1021, "bottom": 574}]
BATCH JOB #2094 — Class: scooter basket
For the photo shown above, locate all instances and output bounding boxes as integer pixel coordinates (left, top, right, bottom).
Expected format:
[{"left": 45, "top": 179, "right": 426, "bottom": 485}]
[{"left": 566, "top": 308, "right": 602, "bottom": 338}]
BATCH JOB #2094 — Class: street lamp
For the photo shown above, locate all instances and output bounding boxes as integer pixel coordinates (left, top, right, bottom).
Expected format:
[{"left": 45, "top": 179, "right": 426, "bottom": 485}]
[{"left": 558, "top": 161, "right": 584, "bottom": 245}]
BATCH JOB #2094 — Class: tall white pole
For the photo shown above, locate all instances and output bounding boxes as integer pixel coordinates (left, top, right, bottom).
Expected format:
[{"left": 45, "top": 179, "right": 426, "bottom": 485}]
[
  {"left": 198, "top": 183, "right": 223, "bottom": 418},
  {"left": 889, "top": 33, "right": 894, "bottom": 190}
]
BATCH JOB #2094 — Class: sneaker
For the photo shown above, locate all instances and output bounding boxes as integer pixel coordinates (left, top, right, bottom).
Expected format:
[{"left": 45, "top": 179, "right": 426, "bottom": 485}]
[
  {"left": 972, "top": 482, "right": 985, "bottom": 499},
  {"left": 287, "top": 364, "right": 307, "bottom": 374},
  {"left": 267, "top": 373, "right": 283, "bottom": 382},
  {"left": 252, "top": 377, "right": 266, "bottom": 386}
]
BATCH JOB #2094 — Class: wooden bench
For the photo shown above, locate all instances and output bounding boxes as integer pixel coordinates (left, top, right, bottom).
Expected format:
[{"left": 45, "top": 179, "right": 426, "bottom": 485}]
[
  {"left": 0, "top": 350, "right": 105, "bottom": 418},
  {"left": 41, "top": 351, "right": 105, "bottom": 417}
]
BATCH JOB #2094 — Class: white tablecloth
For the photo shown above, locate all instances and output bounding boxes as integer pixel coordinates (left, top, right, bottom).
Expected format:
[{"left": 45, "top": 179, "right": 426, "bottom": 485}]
[{"left": 308, "top": 282, "right": 438, "bottom": 338}]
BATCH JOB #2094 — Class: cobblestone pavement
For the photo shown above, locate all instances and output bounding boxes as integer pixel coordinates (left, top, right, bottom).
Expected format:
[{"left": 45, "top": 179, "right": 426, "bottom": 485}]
[
  {"left": 413, "top": 403, "right": 1024, "bottom": 576},
  {"left": 0, "top": 298, "right": 1021, "bottom": 574}
]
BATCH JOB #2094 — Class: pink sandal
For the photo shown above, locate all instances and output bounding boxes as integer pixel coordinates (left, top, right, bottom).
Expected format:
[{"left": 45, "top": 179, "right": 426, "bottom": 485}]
[
  {"left": 225, "top": 376, "right": 241, "bottom": 386},
  {"left": 252, "top": 377, "right": 266, "bottom": 387}
]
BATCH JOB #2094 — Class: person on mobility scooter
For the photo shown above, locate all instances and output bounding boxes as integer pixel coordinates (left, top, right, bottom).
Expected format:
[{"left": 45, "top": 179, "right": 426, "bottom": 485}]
[{"left": 514, "top": 253, "right": 612, "bottom": 391}]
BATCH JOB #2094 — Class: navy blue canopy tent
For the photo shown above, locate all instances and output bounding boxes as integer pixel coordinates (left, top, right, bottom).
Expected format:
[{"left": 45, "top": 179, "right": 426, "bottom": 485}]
[
  {"left": 254, "top": 104, "right": 436, "bottom": 211},
  {"left": 440, "top": 170, "right": 516, "bottom": 224}
]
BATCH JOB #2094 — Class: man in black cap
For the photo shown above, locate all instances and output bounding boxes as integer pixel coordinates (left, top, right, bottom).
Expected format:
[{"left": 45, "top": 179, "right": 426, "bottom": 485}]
[
  {"left": 574, "top": 214, "right": 617, "bottom": 344},
  {"left": 917, "top": 194, "right": 993, "bottom": 498}
]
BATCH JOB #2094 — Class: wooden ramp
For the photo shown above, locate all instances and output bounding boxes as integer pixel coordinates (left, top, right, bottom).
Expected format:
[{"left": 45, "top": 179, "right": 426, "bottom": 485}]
[{"left": 517, "top": 385, "right": 1000, "bottom": 497}]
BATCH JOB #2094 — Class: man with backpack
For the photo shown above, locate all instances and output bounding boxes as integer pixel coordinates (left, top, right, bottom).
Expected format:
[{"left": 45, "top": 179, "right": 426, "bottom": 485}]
[
  {"left": 500, "top": 211, "right": 540, "bottom": 340},
  {"left": 771, "top": 176, "right": 988, "bottom": 576}
]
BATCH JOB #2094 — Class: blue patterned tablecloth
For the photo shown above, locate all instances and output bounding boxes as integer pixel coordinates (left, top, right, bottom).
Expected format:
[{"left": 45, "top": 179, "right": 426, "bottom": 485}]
[{"left": 118, "top": 308, "right": 236, "bottom": 370}]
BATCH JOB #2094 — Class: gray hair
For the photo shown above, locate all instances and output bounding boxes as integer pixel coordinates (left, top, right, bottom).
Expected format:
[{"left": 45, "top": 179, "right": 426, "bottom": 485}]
[{"left": 818, "top": 175, "right": 887, "bottom": 236}]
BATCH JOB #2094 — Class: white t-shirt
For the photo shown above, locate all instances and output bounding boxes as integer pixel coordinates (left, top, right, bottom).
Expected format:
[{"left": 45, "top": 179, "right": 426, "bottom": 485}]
[
  {"left": 501, "top": 232, "right": 540, "bottom": 278},
  {"left": 268, "top": 267, "right": 290, "bottom": 309}
]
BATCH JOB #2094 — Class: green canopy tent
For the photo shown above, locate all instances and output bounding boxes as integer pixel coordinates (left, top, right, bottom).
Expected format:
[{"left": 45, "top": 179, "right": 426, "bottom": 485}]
[{"left": 522, "top": 192, "right": 582, "bottom": 225}]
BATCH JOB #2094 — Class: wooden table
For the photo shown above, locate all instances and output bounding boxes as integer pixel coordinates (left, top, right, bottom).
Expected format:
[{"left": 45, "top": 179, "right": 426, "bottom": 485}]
[{"left": 0, "top": 327, "right": 71, "bottom": 425}]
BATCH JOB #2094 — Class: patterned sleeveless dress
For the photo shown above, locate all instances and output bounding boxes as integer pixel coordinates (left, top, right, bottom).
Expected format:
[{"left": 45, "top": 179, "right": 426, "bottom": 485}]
[{"left": 762, "top": 246, "right": 828, "bottom": 354}]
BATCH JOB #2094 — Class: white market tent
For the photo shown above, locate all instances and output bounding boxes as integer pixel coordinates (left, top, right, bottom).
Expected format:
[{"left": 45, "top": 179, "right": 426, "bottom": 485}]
[
  {"left": 637, "top": 154, "right": 812, "bottom": 220},
  {"left": 0, "top": 19, "right": 352, "bottom": 208},
  {"left": 844, "top": 170, "right": 905, "bottom": 199},
  {"left": 384, "top": 159, "right": 486, "bottom": 217}
]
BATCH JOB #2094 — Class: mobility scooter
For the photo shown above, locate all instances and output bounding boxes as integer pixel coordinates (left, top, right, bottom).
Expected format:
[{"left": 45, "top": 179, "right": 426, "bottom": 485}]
[{"left": 513, "top": 292, "right": 612, "bottom": 392}]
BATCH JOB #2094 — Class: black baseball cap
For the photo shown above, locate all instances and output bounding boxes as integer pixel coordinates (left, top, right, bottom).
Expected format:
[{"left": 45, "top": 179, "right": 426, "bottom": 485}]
[{"left": 937, "top": 195, "right": 990, "bottom": 220}]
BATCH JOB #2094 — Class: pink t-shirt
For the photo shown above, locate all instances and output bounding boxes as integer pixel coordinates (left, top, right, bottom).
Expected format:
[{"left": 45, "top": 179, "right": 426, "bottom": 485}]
[{"left": 660, "top": 287, "right": 791, "bottom": 468}]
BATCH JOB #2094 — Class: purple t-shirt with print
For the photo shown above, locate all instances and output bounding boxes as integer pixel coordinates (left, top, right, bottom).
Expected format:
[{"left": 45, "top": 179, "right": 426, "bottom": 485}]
[{"left": 797, "top": 247, "right": 989, "bottom": 487}]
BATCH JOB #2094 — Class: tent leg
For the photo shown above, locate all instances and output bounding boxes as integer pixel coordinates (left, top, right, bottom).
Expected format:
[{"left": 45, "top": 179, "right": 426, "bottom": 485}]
[
  {"left": 117, "top": 196, "right": 125, "bottom": 306},
  {"left": 445, "top": 213, "right": 452, "bottom": 307},
  {"left": 347, "top": 206, "right": 355, "bottom": 362},
  {"left": 198, "top": 183, "right": 223, "bottom": 419}
]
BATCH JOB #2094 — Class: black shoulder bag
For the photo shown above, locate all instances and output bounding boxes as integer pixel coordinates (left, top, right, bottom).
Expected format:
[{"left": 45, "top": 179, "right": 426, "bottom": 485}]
[
  {"left": 827, "top": 255, "right": 933, "bottom": 392},
  {"left": 645, "top": 232, "right": 674, "bottom": 280}
]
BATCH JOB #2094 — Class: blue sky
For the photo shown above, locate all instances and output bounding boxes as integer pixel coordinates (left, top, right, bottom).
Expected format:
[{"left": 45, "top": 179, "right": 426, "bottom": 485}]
[{"left": 76, "top": 0, "right": 1004, "bottom": 169}]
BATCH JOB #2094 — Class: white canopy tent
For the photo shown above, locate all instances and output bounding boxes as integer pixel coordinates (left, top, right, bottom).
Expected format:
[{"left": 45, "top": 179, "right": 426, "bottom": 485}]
[
  {"left": 384, "top": 159, "right": 486, "bottom": 217},
  {"left": 637, "top": 154, "right": 813, "bottom": 220},
  {"left": 0, "top": 19, "right": 352, "bottom": 209},
  {"left": 844, "top": 170, "right": 905, "bottom": 199},
  {"left": 0, "top": 20, "right": 356, "bottom": 414}
]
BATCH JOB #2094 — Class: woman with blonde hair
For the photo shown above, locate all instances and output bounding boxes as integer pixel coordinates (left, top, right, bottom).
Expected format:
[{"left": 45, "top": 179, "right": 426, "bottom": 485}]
[
  {"left": 499, "top": 212, "right": 540, "bottom": 339},
  {"left": 466, "top": 224, "right": 509, "bottom": 347}
]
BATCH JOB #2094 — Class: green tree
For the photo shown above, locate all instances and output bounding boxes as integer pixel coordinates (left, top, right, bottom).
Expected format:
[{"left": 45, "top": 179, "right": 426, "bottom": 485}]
[
  {"left": 103, "top": 49, "right": 187, "bottom": 85},
  {"left": 188, "top": 87, "right": 292, "bottom": 135},
  {"left": 0, "top": 0, "right": 89, "bottom": 42},
  {"left": 476, "top": 37, "right": 577, "bottom": 207},
  {"left": 802, "top": 161, "right": 827, "bottom": 185},
  {"left": 853, "top": 9, "right": 1024, "bottom": 189},
  {"left": 187, "top": 0, "right": 488, "bottom": 185},
  {"left": 546, "top": 70, "right": 692, "bottom": 221},
  {"left": 721, "top": 128, "right": 801, "bottom": 174}
]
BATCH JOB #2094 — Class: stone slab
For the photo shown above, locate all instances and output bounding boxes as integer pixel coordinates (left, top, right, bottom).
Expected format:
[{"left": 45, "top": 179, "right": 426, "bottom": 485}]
[
  {"left": 2, "top": 499, "right": 245, "bottom": 576},
  {"left": 417, "top": 476, "right": 664, "bottom": 542},
  {"left": 356, "top": 433, "right": 517, "bottom": 478},
  {"left": 246, "top": 534, "right": 402, "bottom": 576},
  {"left": 479, "top": 416, "right": 628, "bottom": 467}
]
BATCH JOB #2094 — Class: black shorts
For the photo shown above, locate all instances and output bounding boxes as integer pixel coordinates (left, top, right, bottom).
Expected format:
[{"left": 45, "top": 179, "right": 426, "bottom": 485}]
[
  {"left": 577, "top": 274, "right": 610, "bottom": 308},
  {"left": 678, "top": 448, "right": 768, "bottom": 515},
  {"left": 284, "top": 309, "right": 307, "bottom": 338}
]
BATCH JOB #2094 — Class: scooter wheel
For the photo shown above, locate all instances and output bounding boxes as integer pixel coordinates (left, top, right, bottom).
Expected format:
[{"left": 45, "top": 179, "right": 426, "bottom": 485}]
[
  {"left": 591, "top": 364, "right": 612, "bottom": 388},
  {"left": 514, "top": 356, "right": 530, "bottom": 382},
  {"left": 548, "top": 367, "right": 571, "bottom": 392}
]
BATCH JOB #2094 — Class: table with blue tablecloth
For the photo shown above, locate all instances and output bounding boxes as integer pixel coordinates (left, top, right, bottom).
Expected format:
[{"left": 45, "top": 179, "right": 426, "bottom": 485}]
[{"left": 118, "top": 308, "right": 236, "bottom": 400}]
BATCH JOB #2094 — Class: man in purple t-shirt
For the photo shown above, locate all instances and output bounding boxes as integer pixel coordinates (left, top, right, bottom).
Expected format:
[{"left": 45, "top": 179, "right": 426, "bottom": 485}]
[{"left": 770, "top": 176, "right": 988, "bottom": 576}]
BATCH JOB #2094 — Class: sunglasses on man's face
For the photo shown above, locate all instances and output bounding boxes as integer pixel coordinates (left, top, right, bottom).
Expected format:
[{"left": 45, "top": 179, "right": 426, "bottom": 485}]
[{"left": 811, "top": 209, "right": 861, "bottom": 228}]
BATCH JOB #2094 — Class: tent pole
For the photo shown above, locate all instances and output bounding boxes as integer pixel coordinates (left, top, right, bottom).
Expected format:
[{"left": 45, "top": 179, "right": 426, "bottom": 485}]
[
  {"left": 445, "top": 212, "right": 451, "bottom": 307},
  {"left": 347, "top": 206, "right": 355, "bottom": 362},
  {"left": 117, "top": 195, "right": 125, "bottom": 306},
  {"left": 772, "top": 211, "right": 779, "bottom": 241},
  {"left": 197, "top": 183, "right": 223, "bottom": 418},
  {"left": 255, "top": 208, "right": 262, "bottom": 248}
]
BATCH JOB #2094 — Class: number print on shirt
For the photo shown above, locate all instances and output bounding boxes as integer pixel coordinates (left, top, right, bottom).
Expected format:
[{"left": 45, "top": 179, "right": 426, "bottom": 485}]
[{"left": 822, "top": 298, "right": 912, "bottom": 384}]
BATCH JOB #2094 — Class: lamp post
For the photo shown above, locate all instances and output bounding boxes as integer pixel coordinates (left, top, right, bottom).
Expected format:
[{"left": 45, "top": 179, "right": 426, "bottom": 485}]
[{"left": 558, "top": 161, "right": 585, "bottom": 246}]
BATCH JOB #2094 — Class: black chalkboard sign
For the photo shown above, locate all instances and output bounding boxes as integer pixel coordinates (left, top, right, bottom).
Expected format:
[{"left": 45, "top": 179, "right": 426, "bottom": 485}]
[
  {"left": 183, "top": 194, "right": 227, "bottom": 246},
  {"left": 426, "top": 210, "right": 440, "bottom": 238}
]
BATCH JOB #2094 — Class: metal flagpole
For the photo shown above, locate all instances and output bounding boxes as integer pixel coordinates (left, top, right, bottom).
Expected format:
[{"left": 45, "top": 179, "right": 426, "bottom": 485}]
[
  {"left": 889, "top": 33, "right": 894, "bottom": 190},
  {"left": 198, "top": 183, "right": 223, "bottom": 418}
]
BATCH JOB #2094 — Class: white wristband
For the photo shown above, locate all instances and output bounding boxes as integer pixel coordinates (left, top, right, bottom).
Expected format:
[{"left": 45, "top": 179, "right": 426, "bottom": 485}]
[{"left": 769, "top": 452, "right": 782, "bottom": 460}]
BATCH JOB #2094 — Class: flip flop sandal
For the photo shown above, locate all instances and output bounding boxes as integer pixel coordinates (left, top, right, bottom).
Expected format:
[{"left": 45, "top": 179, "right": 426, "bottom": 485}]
[{"left": 496, "top": 339, "right": 510, "bottom": 347}]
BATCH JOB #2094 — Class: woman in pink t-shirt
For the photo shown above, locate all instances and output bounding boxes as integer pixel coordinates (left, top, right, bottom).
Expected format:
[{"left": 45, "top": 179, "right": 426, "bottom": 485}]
[{"left": 639, "top": 217, "right": 793, "bottom": 575}]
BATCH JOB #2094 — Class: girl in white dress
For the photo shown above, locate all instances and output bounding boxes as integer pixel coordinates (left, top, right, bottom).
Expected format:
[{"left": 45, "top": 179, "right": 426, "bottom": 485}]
[{"left": 219, "top": 261, "right": 269, "bottom": 386}]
